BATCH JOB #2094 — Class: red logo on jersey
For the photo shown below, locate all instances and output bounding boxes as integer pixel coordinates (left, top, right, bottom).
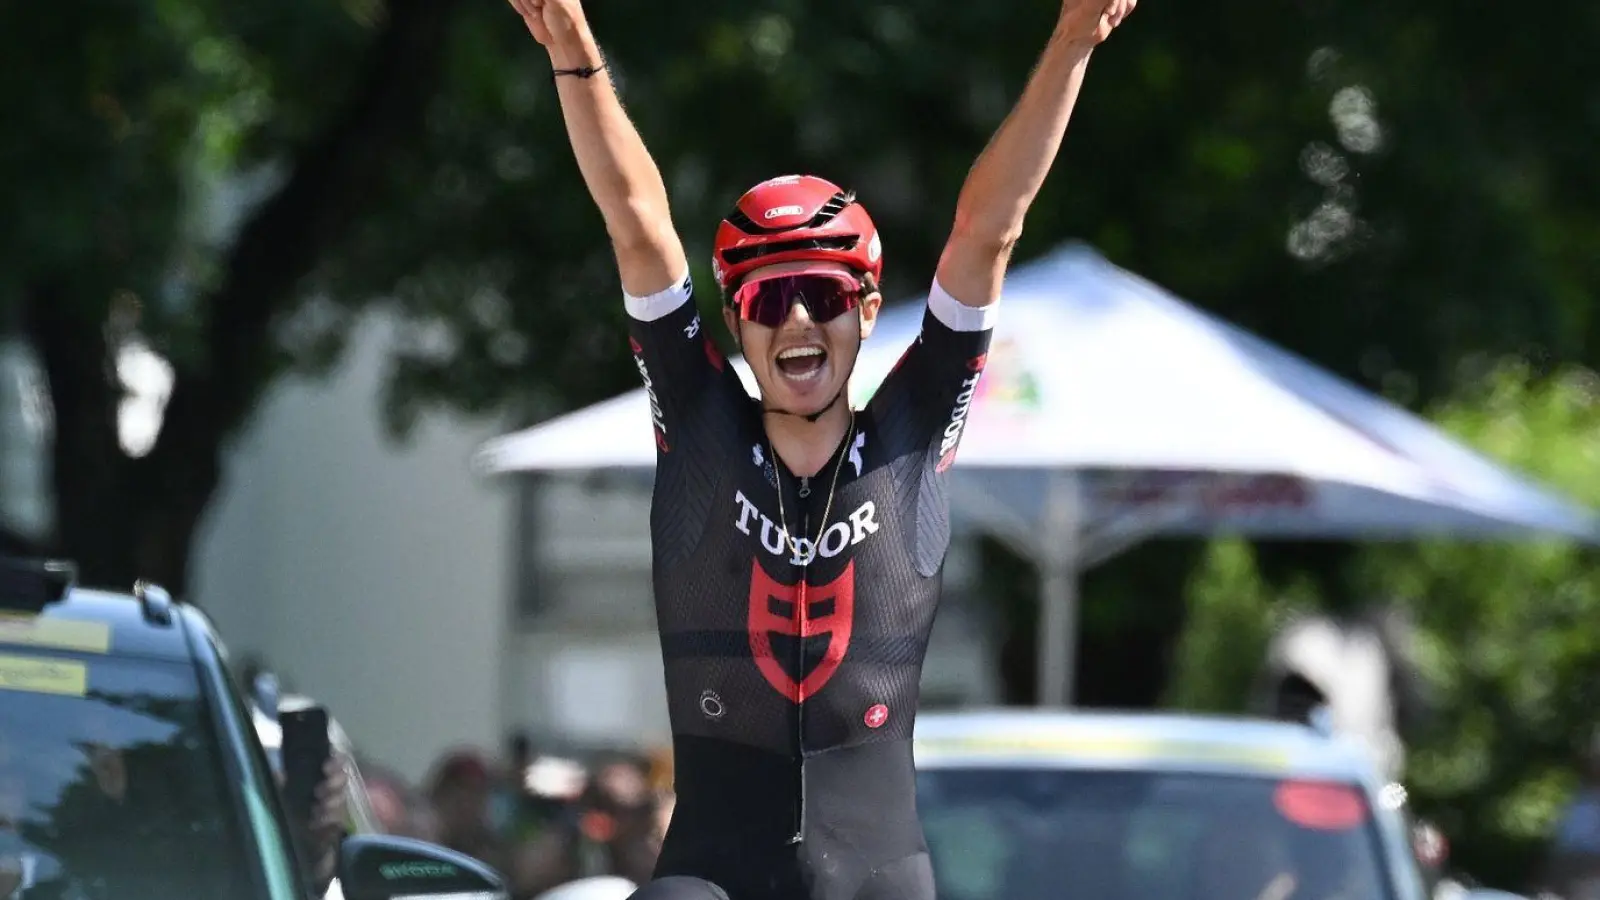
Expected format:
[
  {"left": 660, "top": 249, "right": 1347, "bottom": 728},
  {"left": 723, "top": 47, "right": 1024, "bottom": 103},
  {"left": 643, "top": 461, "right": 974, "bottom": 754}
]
[
  {"left": 864, "top": 704, "right": 889, "bottom": 728},
  {"left": 704, "top": 336, "right": 725, "bottom": 371},
  {"left": 747, "top": 560, "right": 855, "bottom": 702}
]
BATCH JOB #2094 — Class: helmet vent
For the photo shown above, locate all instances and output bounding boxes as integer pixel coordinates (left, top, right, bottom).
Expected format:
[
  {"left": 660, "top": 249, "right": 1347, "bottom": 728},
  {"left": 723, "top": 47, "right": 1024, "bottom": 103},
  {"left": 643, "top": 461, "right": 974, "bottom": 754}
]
[
  {"left": 721, "top": 236, "right": 859, "bottom": 266},
  {"left": 724, "top": 190, "right": 858, "bottom": 236},
  {"left": 809, "top": 191, "right": 853, "bottom": 226}
]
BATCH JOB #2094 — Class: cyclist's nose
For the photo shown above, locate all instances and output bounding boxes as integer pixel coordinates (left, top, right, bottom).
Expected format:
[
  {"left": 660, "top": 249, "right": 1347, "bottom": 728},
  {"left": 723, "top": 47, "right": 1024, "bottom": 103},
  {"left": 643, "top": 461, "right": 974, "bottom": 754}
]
[{"left": 784, "top": 299, "right": 814, "bottom": 328}]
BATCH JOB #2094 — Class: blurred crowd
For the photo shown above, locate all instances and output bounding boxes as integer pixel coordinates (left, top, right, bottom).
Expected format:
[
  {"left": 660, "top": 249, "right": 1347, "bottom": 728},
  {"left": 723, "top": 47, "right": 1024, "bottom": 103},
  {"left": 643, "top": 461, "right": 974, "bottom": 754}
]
[{"left": 360, "top": 734, "right": 674, "bottom": 899}]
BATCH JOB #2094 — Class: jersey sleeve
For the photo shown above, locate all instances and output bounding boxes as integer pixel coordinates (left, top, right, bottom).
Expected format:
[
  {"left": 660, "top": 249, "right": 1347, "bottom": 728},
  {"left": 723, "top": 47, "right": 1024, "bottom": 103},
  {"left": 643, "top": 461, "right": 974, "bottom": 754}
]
[
  {"left": 624, "top": 271, "right": 734, "bottom": 457},
  {"left": 867, "top": 278, "right": 997, "bottom": 470}
]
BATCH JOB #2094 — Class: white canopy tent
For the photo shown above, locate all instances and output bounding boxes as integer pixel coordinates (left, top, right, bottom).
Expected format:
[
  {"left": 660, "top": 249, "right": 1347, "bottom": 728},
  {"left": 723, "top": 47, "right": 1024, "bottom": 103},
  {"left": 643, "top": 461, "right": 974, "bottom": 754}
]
[{"left": 478, "top": 243, "right": 1599, "bottom": 705}]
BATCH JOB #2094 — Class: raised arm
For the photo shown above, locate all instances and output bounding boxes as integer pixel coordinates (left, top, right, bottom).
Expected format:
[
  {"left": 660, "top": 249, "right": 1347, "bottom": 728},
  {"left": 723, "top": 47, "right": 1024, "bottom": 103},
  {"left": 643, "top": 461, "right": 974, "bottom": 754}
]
[
  {"left": 509, "top": 0, "right": 687, "bottom": 297},
  {"left": 935, "top": 0, "right": 1136, "bottom": 307}
]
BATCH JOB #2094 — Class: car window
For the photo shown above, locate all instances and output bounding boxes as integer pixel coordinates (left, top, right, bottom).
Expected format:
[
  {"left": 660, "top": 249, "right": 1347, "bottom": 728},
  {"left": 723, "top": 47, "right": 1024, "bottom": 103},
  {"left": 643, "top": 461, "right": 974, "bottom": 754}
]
[
  {"left": 0, "top": 648, "right": 276, "bottom": 899},
  {"left": 917, "top": 767, "right": 1394, "bottom": 900}
]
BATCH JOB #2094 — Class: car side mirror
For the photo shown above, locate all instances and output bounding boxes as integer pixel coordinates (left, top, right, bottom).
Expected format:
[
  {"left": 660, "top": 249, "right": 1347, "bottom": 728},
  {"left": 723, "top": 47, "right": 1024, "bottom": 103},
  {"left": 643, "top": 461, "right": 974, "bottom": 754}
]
[{"left": 337, "top": 834, "right": 507, "bottom": 900}]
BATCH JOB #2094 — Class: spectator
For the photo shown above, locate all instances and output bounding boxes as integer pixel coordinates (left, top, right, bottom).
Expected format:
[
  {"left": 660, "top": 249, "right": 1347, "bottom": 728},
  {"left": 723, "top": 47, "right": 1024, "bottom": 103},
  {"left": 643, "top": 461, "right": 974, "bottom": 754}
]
[
  {"left": 361, "top": 762, "right": 436, "bottom": 841},
  {"left": 509, "top": 752, "right": 663, "bottom": 898},
  {"left": 428, "top": 748, "right": 511, "bottom": 878},
  {"left": 496, "top": 732, "right": 568, "bottom": 847}
]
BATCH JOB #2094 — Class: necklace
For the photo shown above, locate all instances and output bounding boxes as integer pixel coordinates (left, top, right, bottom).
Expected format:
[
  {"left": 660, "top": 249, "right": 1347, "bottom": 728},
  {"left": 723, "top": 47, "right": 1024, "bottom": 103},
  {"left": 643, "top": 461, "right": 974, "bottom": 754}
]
[{"left": 770, "top": 409, "right": 856, "bottom": 566}]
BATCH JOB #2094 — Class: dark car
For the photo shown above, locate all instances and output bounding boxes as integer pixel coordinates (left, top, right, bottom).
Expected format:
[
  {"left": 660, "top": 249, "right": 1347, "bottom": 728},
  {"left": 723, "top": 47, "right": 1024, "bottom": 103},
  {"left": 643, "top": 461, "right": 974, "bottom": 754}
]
[{"left": 0, "top": 556, "right": 506, "bottom": 900}]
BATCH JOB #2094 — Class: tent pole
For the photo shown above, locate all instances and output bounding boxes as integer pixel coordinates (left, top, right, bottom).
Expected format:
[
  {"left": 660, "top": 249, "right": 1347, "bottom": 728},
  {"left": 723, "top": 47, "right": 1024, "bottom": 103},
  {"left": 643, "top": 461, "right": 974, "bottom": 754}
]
[{"left": 1035, "top": 469, "right": 1081, "bottom": 707}]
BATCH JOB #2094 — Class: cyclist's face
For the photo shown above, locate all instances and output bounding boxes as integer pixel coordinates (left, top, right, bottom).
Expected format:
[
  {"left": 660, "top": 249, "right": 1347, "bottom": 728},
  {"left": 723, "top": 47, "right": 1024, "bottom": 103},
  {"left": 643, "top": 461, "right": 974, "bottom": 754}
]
[{"left": 727, "top": 261, "right": 882, "bottom": 417}]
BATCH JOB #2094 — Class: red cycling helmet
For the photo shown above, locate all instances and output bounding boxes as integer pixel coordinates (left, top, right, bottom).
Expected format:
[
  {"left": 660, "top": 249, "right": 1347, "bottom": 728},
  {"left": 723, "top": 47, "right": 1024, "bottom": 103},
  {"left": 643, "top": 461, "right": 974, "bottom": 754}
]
[{"left": 711, "top": 175, "right": 883, "bottom": 296}]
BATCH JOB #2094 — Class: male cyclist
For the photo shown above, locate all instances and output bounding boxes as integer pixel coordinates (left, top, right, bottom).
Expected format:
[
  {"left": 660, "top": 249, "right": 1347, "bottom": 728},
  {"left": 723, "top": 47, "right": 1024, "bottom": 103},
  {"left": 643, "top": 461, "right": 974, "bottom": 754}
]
[{"left": 506, "top": 1, "right": 1135, "bottom": 898}]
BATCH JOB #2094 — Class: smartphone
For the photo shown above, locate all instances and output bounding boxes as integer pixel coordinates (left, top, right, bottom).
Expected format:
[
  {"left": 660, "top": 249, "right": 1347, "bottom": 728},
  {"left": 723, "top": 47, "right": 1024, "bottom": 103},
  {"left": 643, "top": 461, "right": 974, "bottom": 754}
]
[{"left": 279, "top": 706, "right": 332, "bottom": 832}]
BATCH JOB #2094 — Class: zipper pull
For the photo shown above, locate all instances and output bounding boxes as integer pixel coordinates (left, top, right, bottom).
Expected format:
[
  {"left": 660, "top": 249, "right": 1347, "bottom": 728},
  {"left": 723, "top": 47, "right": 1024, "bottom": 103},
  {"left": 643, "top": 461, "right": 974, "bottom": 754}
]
[{"left": 798, "top": 476, "right": 811, "bottom": 499}]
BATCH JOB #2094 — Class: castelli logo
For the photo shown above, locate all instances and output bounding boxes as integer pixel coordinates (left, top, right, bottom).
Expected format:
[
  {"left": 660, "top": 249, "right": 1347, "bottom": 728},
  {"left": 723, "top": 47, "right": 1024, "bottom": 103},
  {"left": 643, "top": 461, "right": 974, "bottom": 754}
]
[{"left": 764, "top": 204, "right": 804, "bottom": 220}]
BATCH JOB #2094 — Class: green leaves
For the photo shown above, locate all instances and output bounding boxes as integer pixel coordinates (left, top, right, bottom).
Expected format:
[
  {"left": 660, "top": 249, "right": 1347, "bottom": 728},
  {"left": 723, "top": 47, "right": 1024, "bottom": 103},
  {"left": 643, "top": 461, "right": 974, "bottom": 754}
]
[{"left": 1168, "top": 361, "right": 1600, "bottom": 886}]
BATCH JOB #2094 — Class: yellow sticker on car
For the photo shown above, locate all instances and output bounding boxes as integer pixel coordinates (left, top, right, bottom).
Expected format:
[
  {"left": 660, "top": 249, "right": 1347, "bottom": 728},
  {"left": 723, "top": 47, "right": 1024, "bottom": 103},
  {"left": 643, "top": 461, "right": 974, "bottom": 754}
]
[
  {"left": 0, "top": 614, "right": 112, "bottom": 654},
  {"left": 0, "top": 653, "right": 89, "bottom": 696}
]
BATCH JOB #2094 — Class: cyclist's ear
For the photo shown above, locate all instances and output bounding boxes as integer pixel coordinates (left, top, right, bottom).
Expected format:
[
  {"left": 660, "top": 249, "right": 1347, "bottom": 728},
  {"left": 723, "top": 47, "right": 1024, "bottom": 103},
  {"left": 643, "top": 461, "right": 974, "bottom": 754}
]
[
  {"left": 722, "top": 306, "right": 742, "bottom": 348},
  {"left": 858, "top": 291, "right": 883, "bottom": 340}
]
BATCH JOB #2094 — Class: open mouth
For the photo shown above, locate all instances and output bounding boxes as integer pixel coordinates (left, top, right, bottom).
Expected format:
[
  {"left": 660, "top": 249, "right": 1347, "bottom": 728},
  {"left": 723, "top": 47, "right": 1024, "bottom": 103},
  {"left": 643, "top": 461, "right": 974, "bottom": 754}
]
[{"left": 775, "top": 345, "right": 827, "bottom": 380}]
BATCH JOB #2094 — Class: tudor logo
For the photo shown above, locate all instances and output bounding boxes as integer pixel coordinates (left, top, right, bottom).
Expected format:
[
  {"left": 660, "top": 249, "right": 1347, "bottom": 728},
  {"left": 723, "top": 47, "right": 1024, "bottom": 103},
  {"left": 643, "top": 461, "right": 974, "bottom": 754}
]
[
  {"left": 748, "top": 560, "right": 855, "bottom": 702},
  {"left": 629, "top": 336, "right": 669, "bottom": 453},
  {"left": 935, "top": 369, "right": 985, "bottom": 472},
  {"left": 734, "top": 491, "right": 879, "bottom": 565},
  {"left": 764, "top": 204, "right": 804, "bottom": 220}
]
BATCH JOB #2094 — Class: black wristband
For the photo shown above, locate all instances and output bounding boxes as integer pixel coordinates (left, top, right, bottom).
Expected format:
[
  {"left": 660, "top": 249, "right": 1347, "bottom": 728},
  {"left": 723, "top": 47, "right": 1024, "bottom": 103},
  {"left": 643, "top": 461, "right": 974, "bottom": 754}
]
[{"left": 553, "top": 62, "right": 606, "bottom": 79}]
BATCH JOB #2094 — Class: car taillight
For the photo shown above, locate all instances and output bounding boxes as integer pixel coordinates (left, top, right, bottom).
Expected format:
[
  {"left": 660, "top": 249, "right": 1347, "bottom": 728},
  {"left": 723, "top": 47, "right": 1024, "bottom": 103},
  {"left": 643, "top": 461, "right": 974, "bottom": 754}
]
[{"left": 1273, "top": 780, "right": 1369, "bottom": 831}]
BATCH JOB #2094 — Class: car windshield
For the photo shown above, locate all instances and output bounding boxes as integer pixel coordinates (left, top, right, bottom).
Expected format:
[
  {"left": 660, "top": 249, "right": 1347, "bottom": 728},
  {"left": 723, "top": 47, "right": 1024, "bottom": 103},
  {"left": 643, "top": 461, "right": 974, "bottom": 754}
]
[
  {"left": 0, "top": 648, "right": 273, "bottom": 899},
  {"left": 917, "top": 767, "right": 1394, "bottom": 900}
]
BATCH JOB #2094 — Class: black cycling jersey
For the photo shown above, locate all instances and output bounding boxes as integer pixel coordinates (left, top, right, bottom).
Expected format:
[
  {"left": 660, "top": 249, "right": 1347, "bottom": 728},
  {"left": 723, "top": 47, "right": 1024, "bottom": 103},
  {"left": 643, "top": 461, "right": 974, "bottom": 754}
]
[{"left": 623, "top": 272, "right": 994, "bottom": 900}]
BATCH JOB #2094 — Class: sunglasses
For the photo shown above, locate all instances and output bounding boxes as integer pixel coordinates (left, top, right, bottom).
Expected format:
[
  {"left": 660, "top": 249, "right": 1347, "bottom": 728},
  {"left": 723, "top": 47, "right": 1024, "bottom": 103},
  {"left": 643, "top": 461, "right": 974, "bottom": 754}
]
[{"left": 730, "top": 273, "right": 863, "bottom": 328}]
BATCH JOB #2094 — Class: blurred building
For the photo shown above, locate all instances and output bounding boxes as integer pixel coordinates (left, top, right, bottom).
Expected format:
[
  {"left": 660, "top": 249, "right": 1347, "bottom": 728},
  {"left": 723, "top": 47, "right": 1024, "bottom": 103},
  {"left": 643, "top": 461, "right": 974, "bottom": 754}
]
[{"left": 192, "top": 311, "right": 517, "bottom": 783}]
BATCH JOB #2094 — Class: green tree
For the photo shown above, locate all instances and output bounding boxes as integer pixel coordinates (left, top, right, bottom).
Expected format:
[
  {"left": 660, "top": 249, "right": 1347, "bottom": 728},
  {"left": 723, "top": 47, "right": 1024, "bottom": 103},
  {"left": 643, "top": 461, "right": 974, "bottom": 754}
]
[
  {"left": 1355, "top": 360, "right": 1600, "bottom": 887},
  {"left": 0, "top": 0, "right": 466, "bottom": 586},
  {"left": 2, "top": 0, "right": 1595, "bottom": 616},
  {"left": 1164, "top": 361, "right": 1599, "bottom": 889},
  {"left": 1163, "top": 538, "right": 1318, "bottom": 713}
]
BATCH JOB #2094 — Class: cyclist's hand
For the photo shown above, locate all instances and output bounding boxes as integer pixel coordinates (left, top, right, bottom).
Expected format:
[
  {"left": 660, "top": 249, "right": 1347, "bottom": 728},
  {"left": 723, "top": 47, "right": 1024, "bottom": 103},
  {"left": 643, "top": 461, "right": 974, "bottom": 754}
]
[
  {"left": 507, "top": 0, "right": 590, "bottom": 53},
  {"left": 1058, "top": 0, "right": 1136, "bottom": 47}
]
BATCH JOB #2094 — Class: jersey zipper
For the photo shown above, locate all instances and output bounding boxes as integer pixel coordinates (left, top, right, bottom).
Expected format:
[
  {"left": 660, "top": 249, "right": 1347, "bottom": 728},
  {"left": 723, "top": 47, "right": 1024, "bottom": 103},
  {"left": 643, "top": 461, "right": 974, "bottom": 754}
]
[{"left": 790, "top": 503, "right": 810, "bottom": 845}]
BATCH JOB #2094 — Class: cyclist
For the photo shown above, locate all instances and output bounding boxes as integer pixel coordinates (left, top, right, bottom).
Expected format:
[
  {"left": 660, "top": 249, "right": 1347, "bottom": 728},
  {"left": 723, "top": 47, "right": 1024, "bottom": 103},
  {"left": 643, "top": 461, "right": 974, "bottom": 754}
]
[{"left": 504, "top": 0, "right": 1136, "bottom": 898}]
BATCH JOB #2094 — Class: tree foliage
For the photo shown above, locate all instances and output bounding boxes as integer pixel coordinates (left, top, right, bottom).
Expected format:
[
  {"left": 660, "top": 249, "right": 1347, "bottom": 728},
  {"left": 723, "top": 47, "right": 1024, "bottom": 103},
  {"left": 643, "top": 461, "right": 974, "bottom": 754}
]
[
  {"left": 1355, "top": 361, "right": 1600, "bottom": 888},
  {"left": 1165, "top": 361, "right": 1600, "bottom": 889},
  {"left": 2, "top": 0, "right": 1594, "bottom": 589}
]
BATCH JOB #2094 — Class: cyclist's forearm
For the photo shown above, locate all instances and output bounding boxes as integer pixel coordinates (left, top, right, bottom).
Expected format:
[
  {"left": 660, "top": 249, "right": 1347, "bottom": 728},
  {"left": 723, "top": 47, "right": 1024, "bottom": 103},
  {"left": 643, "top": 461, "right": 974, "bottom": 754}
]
[
  {"left": 950, "top": 27, "right": 1093, "bottom": 250},
  {"left": 548, "top": 34, "right": 687, "bottom": 295},
  {"left": 936, "top": 26, "right": 1094, "bottom": 306}
]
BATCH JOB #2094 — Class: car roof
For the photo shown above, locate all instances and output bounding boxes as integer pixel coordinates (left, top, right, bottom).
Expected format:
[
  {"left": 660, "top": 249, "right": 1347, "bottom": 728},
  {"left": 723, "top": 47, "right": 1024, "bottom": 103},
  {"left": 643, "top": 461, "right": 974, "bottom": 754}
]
[
  {"left": 914, "top": 708, "right": 1380, "bottom": 784},
  {"left": 1, "top": 582, "right": 201, "bottom": 662}
]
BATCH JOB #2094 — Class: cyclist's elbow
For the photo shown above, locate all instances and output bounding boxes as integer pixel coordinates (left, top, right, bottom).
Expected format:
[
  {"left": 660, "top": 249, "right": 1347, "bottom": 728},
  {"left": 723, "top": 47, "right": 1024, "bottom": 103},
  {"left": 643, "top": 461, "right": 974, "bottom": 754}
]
[{"left": 612, "top": 225, "right": 689, "bottom": 299}]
